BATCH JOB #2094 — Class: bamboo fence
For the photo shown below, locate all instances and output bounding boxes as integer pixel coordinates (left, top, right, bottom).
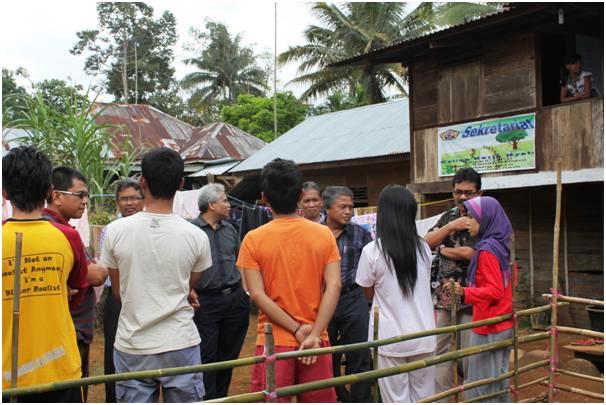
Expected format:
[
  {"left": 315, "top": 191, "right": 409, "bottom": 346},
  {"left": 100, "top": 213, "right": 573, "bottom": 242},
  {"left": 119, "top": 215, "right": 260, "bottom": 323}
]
[
  {"left": 4, "top": 160, "right": 604, "bottom": 403},
  {"left": 3, "top": 304, "right": 558, "bottom": 399}
]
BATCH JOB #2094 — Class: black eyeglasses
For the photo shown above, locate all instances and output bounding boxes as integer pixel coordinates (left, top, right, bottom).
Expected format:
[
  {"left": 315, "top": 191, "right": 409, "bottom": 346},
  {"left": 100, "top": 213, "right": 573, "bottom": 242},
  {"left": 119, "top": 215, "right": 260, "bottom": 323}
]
[{"left": 56, "top": 190, "right": 90, "bottom": 199}]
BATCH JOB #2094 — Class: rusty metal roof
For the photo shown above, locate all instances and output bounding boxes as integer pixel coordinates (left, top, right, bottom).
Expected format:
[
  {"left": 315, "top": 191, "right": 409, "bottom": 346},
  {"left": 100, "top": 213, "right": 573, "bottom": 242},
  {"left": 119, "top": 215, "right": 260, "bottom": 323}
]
[
  {"left": 180, "top": 122, "right": 266, "bottom": 161},
  {"left": 92, "top": 103, "right": 265, "bottom": 162}
]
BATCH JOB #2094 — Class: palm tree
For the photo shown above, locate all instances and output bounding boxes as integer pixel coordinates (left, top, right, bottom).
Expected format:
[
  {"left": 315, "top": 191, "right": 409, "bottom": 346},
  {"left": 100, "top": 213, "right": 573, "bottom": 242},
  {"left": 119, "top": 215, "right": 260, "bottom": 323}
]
[
  {"left": 280, "top": 2, "right": 502, "bottom": 105},
  {"left": 181, "top": 21, "right": 268, "bottom": 104}
]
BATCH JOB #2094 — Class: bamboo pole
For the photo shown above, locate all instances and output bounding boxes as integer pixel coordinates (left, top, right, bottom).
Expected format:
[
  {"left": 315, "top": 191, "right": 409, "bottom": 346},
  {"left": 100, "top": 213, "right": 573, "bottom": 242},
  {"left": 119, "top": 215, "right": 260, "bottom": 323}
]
[
  {"left": 563, "top": 199, "right": 569, "bottom": 295},
  {"left": 510, "top": 232, "right": 519, "bottom": 403},
  {"left": 463, "top": 375, "right": 549, "bottom": 403},
  {"left": 528, "top": 191, "right": 535, "bottom": 310},
  {"left": 10, "top": 232, "right": 24, "bottom": 403},
  {"left": 556, "top": 368, "right": 604, "bottom": 383},
  {"left": 542, "top": 294, "right": 604, "bottom": 307},
  {"left": 518, "top": 392, "right": 547, "bottom": 402},
  {"left": 3, "top": 305, "right": 558, "bottom": 398},
  {"left": 541, "top": 380, "right": 604, "bottom": 400},
  {"left": 206, "top": 339, "right": 515, "bottom": 403},
  {"left": 450, "top": 280, "right": 459, "bottom": 402},
  {"left": 371, "top": 306, "right": 379, "bottom": 403},
  {"left": 418, "top": 360, "right": 549, "bottom": 403},
  {"left": 548, "top": 159, "right": 562, "bottom": 403},
  {"left": 264, "top": 323, "right": 276, "bottom": 402},
  {"left": 556, "top": 325, "right": 604, "bottom": 338}
]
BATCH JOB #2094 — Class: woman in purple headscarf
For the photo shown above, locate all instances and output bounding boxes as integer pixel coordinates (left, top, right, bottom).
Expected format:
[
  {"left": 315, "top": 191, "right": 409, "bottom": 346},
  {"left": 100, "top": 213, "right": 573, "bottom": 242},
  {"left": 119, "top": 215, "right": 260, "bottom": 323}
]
[{"left": 450, "top": 196, "right": 514, "bottom": 402}]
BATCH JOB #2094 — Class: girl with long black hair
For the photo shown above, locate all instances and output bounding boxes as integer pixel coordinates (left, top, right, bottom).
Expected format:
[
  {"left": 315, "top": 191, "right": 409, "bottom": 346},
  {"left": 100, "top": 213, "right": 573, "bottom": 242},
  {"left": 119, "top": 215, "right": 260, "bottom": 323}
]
[{"left": 356, "top": 185, "right": 436, "bottom": 402}]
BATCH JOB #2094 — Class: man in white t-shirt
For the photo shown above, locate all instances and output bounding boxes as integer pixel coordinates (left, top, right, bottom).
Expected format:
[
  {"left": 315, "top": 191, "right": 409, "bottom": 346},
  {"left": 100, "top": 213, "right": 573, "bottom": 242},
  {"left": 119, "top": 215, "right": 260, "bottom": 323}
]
[{"left": 101, "top": 148, "right": 212, "bottom": 403}]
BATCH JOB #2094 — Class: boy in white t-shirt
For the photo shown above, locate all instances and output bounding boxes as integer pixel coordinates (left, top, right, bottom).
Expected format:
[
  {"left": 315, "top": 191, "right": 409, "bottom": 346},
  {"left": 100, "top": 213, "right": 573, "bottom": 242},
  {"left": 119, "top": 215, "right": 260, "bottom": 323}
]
[{"left": 101, "top": 148, "right": 212, "bottom": 402}]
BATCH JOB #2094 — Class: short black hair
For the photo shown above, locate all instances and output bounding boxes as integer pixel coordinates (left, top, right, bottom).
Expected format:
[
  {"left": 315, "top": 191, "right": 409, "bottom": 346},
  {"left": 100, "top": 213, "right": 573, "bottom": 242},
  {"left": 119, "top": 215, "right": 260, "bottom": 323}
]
[
  {"left": 322, "top": 186, "right": 354, "bottom": 209},
  {"left": 115, "top": 178, "right": 142, "bottom": 199},
  {"left": 141, "top": 148, "right": 184, "bottom": 199},
  {"left": 2, "top": 146, "right": 53, "bottom": 212},
  {"left": 564, "top": 53, "right": 582, "bottom": 65},
  {"left": 452, "top": 167, "right": 481, "bottom": 190},
  {"left": 260, "top": 158, "right": 303, "bottom": 214},
  {"left": 49, "top": 166, "right": 88, "bottom": 203}
]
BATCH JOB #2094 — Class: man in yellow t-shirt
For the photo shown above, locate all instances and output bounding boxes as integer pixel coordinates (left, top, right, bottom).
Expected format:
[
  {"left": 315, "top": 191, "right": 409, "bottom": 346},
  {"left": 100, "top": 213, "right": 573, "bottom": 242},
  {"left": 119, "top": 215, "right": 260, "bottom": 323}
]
[{"left": 2, "top": 146, "right": 88, "bottom": 402}]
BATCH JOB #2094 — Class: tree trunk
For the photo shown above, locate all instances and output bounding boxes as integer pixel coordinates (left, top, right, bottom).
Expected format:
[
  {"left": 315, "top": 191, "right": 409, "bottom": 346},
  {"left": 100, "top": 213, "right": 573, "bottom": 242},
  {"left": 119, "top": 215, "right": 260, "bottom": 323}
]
[{"left": 122, "top": 31, "right": 129, "bottom": 103}]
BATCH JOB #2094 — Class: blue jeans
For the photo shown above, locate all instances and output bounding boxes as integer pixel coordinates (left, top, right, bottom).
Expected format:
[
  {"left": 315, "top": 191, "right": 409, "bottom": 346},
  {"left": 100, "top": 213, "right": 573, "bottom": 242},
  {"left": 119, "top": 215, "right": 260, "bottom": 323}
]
[{"left": 113, "top": 345, "right": 204, "bottom": 403}]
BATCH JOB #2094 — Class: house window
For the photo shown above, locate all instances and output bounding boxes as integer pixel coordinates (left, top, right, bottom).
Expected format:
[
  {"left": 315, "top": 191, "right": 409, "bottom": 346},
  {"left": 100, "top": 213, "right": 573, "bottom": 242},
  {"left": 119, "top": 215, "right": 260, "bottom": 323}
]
[{"left": 350, "top": 187, "right": 369, "bottom": 208}]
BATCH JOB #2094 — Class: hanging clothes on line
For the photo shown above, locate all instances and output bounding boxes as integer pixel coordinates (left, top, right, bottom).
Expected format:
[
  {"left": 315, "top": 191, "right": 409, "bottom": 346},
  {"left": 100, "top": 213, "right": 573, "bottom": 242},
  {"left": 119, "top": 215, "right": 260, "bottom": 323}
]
[{"left": 239, "top": 205, "right": 272, "bottom": 241}]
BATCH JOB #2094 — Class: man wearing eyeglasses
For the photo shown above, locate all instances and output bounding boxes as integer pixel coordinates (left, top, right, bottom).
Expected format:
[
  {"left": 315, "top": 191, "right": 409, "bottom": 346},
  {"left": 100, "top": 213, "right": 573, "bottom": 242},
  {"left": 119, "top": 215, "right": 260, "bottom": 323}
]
[
  {"left": 424, "top": 167, "right": 482, "bottom": 400},
  {"left": 42, "top": 166, "right": 109, "bottom": 401},
  {"left": 100, "top": 178, "right": 144, "bottom": 403}
]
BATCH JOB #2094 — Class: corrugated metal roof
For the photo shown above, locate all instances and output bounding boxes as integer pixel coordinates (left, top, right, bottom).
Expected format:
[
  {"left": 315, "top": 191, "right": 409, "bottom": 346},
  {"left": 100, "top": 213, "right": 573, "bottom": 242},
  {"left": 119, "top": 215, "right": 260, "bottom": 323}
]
[
  {"left": 230, "top": 98, "right": 409, "bottom": 174},
  {"left": 92, "top": 104, "right": 266, "bottom": 162},
  {"left": 93, "top": 103, "right": 197, "bottom": 156},
  {"left": 333, "top": 3, "right": 540, "bottom": 66},
  {"left": 181, "top": 122, "right": 266, "bottom": 161},
  {"left": 187, "top": 160, "right": 240, "bottom": 177}
]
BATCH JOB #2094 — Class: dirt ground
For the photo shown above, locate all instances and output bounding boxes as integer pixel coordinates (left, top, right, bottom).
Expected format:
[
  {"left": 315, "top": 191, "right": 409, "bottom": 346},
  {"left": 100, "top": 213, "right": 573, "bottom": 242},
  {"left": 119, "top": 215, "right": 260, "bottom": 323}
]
[{"left": 86, "top": 315, "right": 603, "bottom": 403}]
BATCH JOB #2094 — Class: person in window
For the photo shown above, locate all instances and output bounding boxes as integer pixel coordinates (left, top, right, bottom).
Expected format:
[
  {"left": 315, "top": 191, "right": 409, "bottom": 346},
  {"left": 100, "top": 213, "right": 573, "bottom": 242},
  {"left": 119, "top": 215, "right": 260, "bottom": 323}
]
[{"left": 560, "top": 53, "right": 596, "bottom": 103}]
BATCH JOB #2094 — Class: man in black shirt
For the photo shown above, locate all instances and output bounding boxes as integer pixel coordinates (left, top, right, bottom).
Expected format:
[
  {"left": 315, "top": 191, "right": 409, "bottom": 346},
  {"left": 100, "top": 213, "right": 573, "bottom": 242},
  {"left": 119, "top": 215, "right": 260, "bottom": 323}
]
[{"left": 191, "top": 183, "right": 250, "bottom": 400}]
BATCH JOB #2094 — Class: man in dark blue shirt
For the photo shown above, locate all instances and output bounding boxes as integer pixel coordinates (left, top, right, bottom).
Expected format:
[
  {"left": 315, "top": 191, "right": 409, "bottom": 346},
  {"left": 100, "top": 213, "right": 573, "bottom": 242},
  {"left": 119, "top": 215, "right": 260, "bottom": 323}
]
[
  {"left": 191, "top": 183, "right": 250, "bottom": 400},
  {"left": 322, "top": 186, "right": 373, "bottom": 403}
]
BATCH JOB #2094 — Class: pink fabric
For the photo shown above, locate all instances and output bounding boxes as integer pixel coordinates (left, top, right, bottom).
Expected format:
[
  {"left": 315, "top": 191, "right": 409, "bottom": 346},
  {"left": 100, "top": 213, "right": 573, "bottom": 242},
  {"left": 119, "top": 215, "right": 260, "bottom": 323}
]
[{"left": 251, "top": 344, "right": 336, "bottom": 403}]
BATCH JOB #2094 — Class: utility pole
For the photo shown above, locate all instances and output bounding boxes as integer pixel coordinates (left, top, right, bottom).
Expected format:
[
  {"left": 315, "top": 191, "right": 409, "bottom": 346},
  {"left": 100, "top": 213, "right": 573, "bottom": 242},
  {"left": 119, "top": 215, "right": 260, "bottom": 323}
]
[{"left": 273, "top": 2, "right": 278, "bottom": 140}]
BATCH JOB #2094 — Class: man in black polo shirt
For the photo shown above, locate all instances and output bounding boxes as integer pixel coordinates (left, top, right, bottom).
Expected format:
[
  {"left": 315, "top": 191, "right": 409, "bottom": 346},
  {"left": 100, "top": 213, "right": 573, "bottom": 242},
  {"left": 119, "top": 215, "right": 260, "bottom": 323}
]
[
  {"left": 322, "top": 186, "right": 373, "bottom": 403},
  {"left": 191, "top": 183, "right": 250, "bottom": 400}
]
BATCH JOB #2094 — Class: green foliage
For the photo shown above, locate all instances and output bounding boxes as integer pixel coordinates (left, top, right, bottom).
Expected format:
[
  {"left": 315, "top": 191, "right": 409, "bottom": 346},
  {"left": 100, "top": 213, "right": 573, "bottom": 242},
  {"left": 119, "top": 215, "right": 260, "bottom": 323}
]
[
  {"left": 71, "top": 2, "right": 177, "bottom": 104},
  {"left": 34, "top": 79, "right": 89, "bottom": 113},
  {"left": 308, "top": 84, "right": 368, "bottom": 115},
  {"left": 280, "top": 2, "right": 502, "bottom": 104},
  {"left": 7, "top": 90, "right": 122, "bottom": 210},
  {"left": 220, "top": 93, "right": 308, "bottom": 142},
  {"left": 2, "top": 68, "right": 29, "bottom": 123},
  {"left": 181, "top": 21, "right": 268, "bottom": 105},
  {"left": 495, "top": 130, "right": 528, "bottom": 149},
  {"left": 88, "top": 205, "right": 116, "bottom": 226}
]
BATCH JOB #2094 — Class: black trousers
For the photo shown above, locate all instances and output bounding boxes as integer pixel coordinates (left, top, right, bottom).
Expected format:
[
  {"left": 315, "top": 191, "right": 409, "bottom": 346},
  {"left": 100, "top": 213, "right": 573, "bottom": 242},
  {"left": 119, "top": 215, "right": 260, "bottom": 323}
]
[
  {"left": 102, "top": 288, "right": 121, "bottom": 403},
  {"left": 328, "top": 287, "right": 372, "bottom": 403},
  {"left": 76, "top": 340, "right": 90, "bottom": 402},
  {"left": 194, "top": 286, "right": 250, "bottom": 400}
]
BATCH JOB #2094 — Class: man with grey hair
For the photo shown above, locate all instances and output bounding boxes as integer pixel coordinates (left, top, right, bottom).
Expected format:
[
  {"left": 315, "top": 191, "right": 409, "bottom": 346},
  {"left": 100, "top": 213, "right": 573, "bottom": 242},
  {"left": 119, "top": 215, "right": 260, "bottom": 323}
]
[
  {"left": 190, "top": 183, "right": 250, "bottom": 400},
  {"left": 322, "top": 186, "right": 373, "bottom": 403}
]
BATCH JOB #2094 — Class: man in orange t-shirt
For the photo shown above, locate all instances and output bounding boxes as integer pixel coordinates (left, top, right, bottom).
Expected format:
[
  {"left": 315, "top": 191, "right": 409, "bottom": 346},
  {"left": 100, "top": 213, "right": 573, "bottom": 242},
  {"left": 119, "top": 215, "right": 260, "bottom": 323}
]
[{"left": 237, "top": 159, "right": 341, "bottom": 403}]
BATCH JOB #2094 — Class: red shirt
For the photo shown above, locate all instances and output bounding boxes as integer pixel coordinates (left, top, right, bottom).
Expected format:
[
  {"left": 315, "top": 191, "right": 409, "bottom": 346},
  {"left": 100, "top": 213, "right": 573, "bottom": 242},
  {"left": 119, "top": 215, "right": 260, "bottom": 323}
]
[
  {"left": 463, "top": 251, "right": 514, "bottom": 334},
  {"left": 41, "top": 208, "right": 90, "bottom": 308}
]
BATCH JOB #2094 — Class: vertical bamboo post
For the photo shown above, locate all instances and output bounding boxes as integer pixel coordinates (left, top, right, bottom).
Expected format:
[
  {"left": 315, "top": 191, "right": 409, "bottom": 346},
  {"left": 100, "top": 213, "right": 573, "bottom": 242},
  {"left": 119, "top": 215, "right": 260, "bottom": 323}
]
[
  {"left": 11, "top": 232, "right": 24, "bottom": 402},
  {"left": 510, "top": 232, "right": 519, "bottom": 402},
  {"left": 371, "top": 306, "right": 380, "bottom": 402},
  {"left": 264, "top": 323, "right": 276, "bottom": 403},
  {"left": 450, "top": 280, "right": 459, "bottom": 402},
  {"left": 548, "top": 160, "right": 562, "bottom": 402},
  {"left": 528, "top": 191, "right": 534, "bottom": 310},
  {"left": 563, "top": 200, "right": 569, "bottom": 296}
]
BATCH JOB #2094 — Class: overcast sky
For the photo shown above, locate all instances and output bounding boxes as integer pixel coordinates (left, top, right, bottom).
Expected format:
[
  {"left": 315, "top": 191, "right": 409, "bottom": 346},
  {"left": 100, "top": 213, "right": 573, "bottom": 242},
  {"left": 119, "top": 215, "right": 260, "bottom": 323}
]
[{"left": 0, "top": 1, "right": 316, "bottom": 100}]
